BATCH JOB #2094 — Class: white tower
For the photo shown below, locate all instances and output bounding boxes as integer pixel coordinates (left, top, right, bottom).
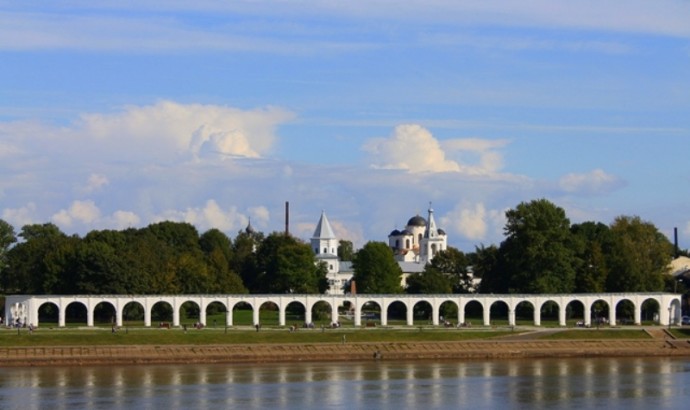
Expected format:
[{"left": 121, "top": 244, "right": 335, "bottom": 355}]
[
  {"left": 311, "top": 211, "right": 340, "bottom": 274},
  {"left": 420, "top": 204, "right": 447, "bottom": 263}
]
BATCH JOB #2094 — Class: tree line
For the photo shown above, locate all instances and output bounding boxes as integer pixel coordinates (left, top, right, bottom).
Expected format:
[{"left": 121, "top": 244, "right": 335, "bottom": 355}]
[{"left": 0, "top": 198, "right": 685, "bottom": 296}]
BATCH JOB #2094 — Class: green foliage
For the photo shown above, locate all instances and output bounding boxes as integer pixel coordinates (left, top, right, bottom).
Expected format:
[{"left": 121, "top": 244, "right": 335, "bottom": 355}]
[
  {"left": 500, "top": 199, "right": 577, "bottom": 293},
  {"left": 570, "top": 222, "right": 612, "bottom": 293},
  {"left": 254, "top": 232, "right": 327, "bottom": 294},
  {"left": 606, "top": 216, "right": 671, "bottom": 292},
  {"left": 406, "top": 268, "right": 452, "bottom": 294},
  {"left": 352, "top": 241, "right": 403, "bottom": 293},
  {"left": 0, "top": 219, "right": 17, "bottom": 288},
  {"left": 337, "top": 240, "right": 354, "bottom": 261}
]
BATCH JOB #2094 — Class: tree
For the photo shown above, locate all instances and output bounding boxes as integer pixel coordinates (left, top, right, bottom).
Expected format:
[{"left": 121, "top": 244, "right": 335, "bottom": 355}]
[
  {"left": 232, "top": 229, "right": 264, "bottom": 292},
  {"left": 428, "top": 247, "right": 471, "bottom": 293},
  {"left": 255, "top": 233, "right": 327, "bottom": 294},
  {"left": 0, "top": 219, "right": 16, "bottom": 286},
  {"left": 606, "top": 216, "right": 671, "bottom": 292},
  {"left": 337, "top": 240, "right": 354, "bottom": 261},
  {"left": 4, "top": 223, "right": 75, "bottom": 294},
  {"left": 405, "top": 268, "right": 453, "bottom": 294},
  {"left": 500, "top": 199, "right": 577, "bottom": 293},
  {"left": 352, "top": 241, "right": 402, "bottom": 294},
  {"left": 200, "top": 229, "right": 246, "bottom": 294},
  {"left": 570, "top": 222, "right": 612, "bottom": 293},
  {"left": 474, "top": 244, "right": 507, "bottom": 293}
]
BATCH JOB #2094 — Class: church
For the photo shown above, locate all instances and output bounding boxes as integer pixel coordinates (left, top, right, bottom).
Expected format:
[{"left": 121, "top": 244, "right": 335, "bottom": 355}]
[{"left": 311, "top": 206, "right": 448, "bottom": 295}]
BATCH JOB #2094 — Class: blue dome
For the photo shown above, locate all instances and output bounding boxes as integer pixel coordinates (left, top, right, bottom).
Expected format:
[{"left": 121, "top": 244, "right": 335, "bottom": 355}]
[{"left": 407, "top": 215, "right": 427, "bottom": 227}]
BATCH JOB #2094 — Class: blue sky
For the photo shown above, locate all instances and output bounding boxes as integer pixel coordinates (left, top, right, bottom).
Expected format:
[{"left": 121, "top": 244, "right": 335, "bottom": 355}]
[{"left": 1, "top": 1, "right": 689, "bottom": 251}]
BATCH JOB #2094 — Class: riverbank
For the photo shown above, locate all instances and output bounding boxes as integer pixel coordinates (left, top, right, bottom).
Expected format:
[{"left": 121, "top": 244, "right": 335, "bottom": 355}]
[{"left": 2, "top": 338, "right": 690, "bottom": 367}]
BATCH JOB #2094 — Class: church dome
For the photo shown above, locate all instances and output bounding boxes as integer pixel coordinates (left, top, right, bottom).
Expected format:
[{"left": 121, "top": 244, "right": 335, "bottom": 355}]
[
  {"left": 389, "top": 229, "right": 401, "bottom": 236},
  {"left": 407, "top": 215, "right": 427, "bottom": 227},
  {"left": 437, "top": 228, "right": 446, "bottom": 235},
  {"left": 400, "top": 229, "right": 413, "bottom": 236}
]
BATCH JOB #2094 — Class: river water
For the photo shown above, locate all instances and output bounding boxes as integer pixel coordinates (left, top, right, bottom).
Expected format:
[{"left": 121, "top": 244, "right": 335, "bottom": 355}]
[{"left": 1, "top": 357, "right": 689, "bottom": 409}]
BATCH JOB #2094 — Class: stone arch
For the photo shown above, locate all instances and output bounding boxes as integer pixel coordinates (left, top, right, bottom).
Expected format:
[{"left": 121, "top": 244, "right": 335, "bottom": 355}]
[
  {"left": 64, "top": 300, "right": 88, "bottom": 326},
  {"left": 615, "top": 298, "right": 635, "bottom": 325},
  {"left": 258, "top": 301, "right": 280, "bottom": 326},
  {"left": 179, "top": 300, "right": 201, "bottom": 327},
  {"left": 37, "top": 301, "right": 59, "bottom": 327},
  {"left": 204, "top": 300, "right": 227, "bottom": 328},
  {"left": 93, "top": 301, "right": 117, "bottom": 327},
  {"left": 439, "top": 300, "right": 459, "bottom": 326},
  {"left": 151, "top": 300, "right": 174, "bottom": 324},
  {"left": 360, "top": 300, "right": 381, "bottom": 327},
  {"left": 229, "top": 301, "right": 254, "bottom": 326},
  {"left": 514, "top": 300, "right": 535, "bottom": 326},
  {"left": 122, "top": 301, "right": 145, "bottom": 326},
  {"left": 564, "top": 299, "right": 585, "bottom": 327},
  {"left": 489, "top": 300, "right": 509, "bottom": 326},
  {"left": 310, "top": 300, "right": 333, "bottom": 326},
  {"left": 285, "top": 300, "right": 307, "bottom": 327},
  {"left": 461, "top": 300, "right": 483, "bottom": 327},
  {"left": 590, "top": 299, "right": 610, "bottom": 327},
  {"left": 386, "top": 300, "right": 408, "bottom": 326},
  {"left": 641, "top": 297, "right": 660, "bottom": 324},
  {"left": 412, "top": 300, "right": 434, "bottom": 325}
]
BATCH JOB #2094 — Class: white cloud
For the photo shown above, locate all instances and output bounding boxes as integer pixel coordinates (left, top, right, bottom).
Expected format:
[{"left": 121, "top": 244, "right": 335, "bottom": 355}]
[
  {"left": 364, "top": 124, "right": 508, "bottom": 175},
  {"left": 52, "top": 200, "right": 101, "bottom": 227},
  {"left": 106, "top": 210, "right": 141, "bottom": 230},
  {"left": 77, "top": 101, "right": 293, "bottom": 161},
  {"left": 441, "top": 202, "right": 507, "bottom": 242},
  {"left": 83, "top": 173, "right": 109, "bottom": 192},
  {"left": 364, "top": 124, "right": 461, "bottom": 173},
  {"left": 2, "top": 202, "right": 38, "bottom": 228},
  {"left": 559, "top": 168, "right": 624, "bottom": 195},
  {"left": 155, "top": 200, "right": 250, "bottom": 233}
]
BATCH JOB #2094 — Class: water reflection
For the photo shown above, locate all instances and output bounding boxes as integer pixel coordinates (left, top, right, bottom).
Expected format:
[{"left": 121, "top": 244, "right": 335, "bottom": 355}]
[{"left": 0, "top": 358, "right": 688, "bottom": 409}]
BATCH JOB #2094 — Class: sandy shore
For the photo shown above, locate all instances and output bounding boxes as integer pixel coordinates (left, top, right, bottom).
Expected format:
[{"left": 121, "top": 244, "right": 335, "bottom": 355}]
[{"left": 1, "top": 338, "right": 689, "bottom": 367}]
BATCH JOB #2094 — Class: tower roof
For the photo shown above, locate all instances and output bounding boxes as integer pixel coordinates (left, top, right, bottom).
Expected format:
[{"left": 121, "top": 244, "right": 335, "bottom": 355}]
[
  {"left": 312, "top": 211, "right": 336, "bottom": 239},
  {"left": 424, "top": 205, "right": 439, "bottom": 238},
  {"left": 407, "top": 215, "right": 427, "bottom": 227}
]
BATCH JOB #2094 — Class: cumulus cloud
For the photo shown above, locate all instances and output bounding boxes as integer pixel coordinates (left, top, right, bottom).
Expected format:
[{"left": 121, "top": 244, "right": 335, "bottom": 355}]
[
  {"left": 559, "top": 168, "right": 624, "bottom": 195},
  {"left": 441, "top": 202, "right": 506, "bottom": 241},
  {"left": 2, "top": 202, "right": 38, "bottom": 228},
  {"left": 154, "top": 200, "right": 251, "bottom": 233},
  {"left": 83, "top": 173, "right": 109, "bottom": 192},
  {"left": 363, "top": 124, "right": 508, "bottom": 175},
  {"left": 77, "top": 101, "right": 294, "bottom": 161},
  {"left": 364, "top": 124, "right": 460, "bottom": 173},
  {"left": 106, "top": 210, "right": 141, "bottom": 230},
  {"left": 52, "top": 200, "right": 101, "bottom": 227}
]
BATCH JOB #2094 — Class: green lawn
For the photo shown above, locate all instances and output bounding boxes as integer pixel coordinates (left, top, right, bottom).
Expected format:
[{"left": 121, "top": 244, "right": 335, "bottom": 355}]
[{"left": 0, "top": 326, "right": 513, "bottom": 347}]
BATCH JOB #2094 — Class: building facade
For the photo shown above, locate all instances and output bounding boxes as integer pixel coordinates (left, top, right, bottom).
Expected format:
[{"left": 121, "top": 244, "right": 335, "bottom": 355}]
[{"left": 314, "top": 206, "right": 448, "bottom": 294}]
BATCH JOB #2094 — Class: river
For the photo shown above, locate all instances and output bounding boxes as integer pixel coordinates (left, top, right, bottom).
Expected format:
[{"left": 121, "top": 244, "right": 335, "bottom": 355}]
[{"left": 1, "top": 357, "right": 689, "bottom": 409}]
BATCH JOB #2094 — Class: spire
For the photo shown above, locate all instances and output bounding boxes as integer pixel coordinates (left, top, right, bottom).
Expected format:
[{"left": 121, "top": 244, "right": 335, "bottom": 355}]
[
  {"left": 312, "top": 210, "right": 336, "bottom": 239},
  {"left": 425, "top": 202, "right": 438, "bottom": 238},
  {"left": 245, "top": 217, "right": 255, "bottom": 234}
]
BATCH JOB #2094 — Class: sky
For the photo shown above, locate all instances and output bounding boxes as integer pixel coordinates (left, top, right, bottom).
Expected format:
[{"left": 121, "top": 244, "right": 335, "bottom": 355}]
[{"left": 1, "top": 1, "right": 689, "bottom": 252}]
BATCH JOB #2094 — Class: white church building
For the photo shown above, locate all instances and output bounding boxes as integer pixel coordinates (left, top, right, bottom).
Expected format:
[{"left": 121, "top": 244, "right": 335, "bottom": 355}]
[{"left": 312, "top": 206, "right": 448, "bottom": 295}]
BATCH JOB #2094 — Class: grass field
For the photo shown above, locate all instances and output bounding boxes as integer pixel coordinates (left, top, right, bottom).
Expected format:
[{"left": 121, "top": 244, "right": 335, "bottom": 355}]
[{"left": 0, "top": 326, "right": 518, "bottom": 347}]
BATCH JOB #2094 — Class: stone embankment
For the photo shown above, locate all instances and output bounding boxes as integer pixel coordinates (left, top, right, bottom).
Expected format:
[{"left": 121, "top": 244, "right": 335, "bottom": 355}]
[{"left": 1, "top": 338, "right": 690, "bottom": 367}]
